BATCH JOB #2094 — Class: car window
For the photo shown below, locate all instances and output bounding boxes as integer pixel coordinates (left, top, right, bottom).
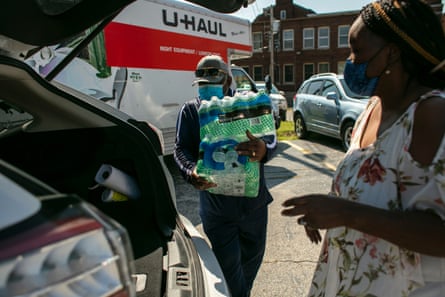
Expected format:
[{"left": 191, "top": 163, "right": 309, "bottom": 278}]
[
  {"left": 25, "top": 26, "right": 122, "bottom": 103},
  {"left": 26, "top": 26, "right": 98, "bottom": 79},
  {"left": 339, "top": 78, "right": 368, "bottom": 99},
  {"left": 306, "top": 80, "right": 323, "bottom": 95},
  {"left": 321, "top": 80, "right": 338, "bottom": 97},
  {"left": 232, "top": 68, "right": 255, "bottom": 92}
]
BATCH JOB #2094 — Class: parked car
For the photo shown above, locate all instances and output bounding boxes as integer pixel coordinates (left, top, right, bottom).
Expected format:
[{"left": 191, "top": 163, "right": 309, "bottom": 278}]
[
  {"left": 0, "top": 0, "right": 255, "bottom": 296},
  {"left": 255, "top": 81, "right": 288, "bottom": 121},
  {"left": 269, "top": 100, "right": 281, "bottom": 129},
  {"left": 292, "top": 73, "right": 369, "bottom": 151},
  {"left": 231, "top": 66, "right": 280, "bottom": 129}
]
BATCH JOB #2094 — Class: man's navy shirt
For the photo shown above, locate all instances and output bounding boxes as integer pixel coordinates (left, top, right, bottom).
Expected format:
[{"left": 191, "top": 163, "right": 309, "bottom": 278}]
[{"left": 174, "top": 95, "right": 277, "bottom": 217}]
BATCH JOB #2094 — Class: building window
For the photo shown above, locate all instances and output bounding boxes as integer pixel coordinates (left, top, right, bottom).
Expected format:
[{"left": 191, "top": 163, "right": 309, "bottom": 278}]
[
  {"left": 338, "top": 25, "right": 350, "bottom": 48},
  {"left": 337, "top": 61, "right": 346, "bottom": 74},
  {"left": 253, "top": 66, "right": 263, "bottom": 81},
  {"left": 283, "top": 29, "right": 294, "bottom": 51},
  {"left": 280, "top": 10, "right": 286, "bottom": 20},
  {"left": 303, "top": 63, "right": 314, "bottom": 79},
  {"left": 253, "top": 32, "right": 263, "bottom": 51},
  {"left": 284, "top": 64, "right": 294, "bottom": 84},
  {"left": 318, "top": 27, "right": 330, "bottom": 49},
  {"left": 318, "top": 62, "right": 329, "bottom": 73},
  {"left": 303, "top": 28, "right": 314, "bottom": 49}
]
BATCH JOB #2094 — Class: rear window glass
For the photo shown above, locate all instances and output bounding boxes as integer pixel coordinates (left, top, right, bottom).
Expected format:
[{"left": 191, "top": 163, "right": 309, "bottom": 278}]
[
  {"left": 26, "top": 27, "right": 127, "bottom": 107},
  {"left": 306, "top": 80, "right": 323, "bottom": 95},
  {"left": 321, "top": 80, "right": 338, "bottom": 96}
]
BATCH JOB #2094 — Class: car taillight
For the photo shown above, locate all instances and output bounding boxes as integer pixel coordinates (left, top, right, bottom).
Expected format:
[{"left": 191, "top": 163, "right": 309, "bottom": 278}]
[
  {"left": 0, "top": 199, "right": 135, "bottom": 297},
  {"left": 293, "top": 94, "right": 298, "bottom": 106}
]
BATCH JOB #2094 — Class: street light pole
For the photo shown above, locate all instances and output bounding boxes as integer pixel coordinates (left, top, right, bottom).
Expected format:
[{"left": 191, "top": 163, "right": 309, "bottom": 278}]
[{"left": 269, "top": 5, "right": 274, "bottom": 85}]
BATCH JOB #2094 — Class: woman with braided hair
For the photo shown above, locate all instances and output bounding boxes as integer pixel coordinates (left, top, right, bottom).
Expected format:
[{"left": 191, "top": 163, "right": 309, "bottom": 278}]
[{"left": 281, "top": 0, "right": 445, "bottom": 296}]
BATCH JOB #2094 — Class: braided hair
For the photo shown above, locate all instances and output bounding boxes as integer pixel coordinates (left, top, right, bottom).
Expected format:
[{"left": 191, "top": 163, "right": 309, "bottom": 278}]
[{"left": 361, "top": 0, "right": 445, "bottom": 89}]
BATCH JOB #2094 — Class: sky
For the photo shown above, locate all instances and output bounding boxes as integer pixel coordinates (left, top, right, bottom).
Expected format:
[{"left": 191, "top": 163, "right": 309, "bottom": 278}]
[{"left": 231, "top": 0, "right": 445, "bottom": 21}]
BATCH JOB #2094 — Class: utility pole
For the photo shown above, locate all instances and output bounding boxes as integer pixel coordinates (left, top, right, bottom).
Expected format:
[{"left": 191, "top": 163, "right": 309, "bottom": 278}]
[{"left": 269, "top": 5, "right": 274, "bottom": 85}]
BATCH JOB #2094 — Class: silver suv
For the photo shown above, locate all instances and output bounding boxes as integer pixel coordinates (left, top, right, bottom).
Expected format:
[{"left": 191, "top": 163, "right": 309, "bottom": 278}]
[{"left": 292, "top": 73, "right": 369, "bottom": 151}]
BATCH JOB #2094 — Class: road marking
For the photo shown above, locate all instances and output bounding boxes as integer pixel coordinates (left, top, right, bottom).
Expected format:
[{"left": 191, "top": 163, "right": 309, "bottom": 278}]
[
  {"left": 282, "top": 140, "right": 337, "bottom": 172},
  {"left": 283, "top": 140, "right": 310, "bottom": 154}
]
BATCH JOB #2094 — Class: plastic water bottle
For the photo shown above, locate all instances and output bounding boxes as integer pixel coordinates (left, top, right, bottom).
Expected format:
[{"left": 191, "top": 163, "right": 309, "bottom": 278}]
[{"left": 196, "top": 91, "right": 276, "bottom": 197}]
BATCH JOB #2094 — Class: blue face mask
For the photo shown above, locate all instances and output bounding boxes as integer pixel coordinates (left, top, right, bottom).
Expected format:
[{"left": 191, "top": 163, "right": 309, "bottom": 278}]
[
  {"left": 343, "top": 46, "right": 386, "bottom": 96},
  {"left": 343, "top": 59, "right": 379, "bottom": 96},
  {"left": 198, "top": 84, "right": 224, "bottom": 100}
]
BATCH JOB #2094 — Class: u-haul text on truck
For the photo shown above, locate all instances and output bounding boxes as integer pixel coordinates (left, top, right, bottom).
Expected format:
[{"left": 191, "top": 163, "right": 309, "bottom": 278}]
[{"left": 32, "top": 0, "right": 253, "bottom": 155}]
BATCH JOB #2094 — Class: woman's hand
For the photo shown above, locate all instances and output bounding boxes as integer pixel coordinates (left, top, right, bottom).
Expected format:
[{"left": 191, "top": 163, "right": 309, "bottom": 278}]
[
  {"left": 281, "top": 194, "right": 354, "bottom": 243},
  {"left": 235, "top": 130, "right": 266, "bottom": 161},
  {"left": 304, "top": 226, "right": 323, "bottom": 244}
]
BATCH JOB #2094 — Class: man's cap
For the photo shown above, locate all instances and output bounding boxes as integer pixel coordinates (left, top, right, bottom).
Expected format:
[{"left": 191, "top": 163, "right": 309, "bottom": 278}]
[{"left": 193, "top": 55, "right": 230, "bottom": 85}]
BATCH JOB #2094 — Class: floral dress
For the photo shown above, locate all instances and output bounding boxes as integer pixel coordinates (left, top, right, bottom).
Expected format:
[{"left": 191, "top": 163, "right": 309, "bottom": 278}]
[{"left": 308, "top": 91, "right": 445, "bottom": 297}]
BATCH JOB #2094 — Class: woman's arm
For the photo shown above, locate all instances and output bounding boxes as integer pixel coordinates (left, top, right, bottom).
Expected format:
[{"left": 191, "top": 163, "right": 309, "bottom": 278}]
[
  {"left": 282, "top": 194, "right": 445, "bottom": 257},
  {"left": 410, "top": 95, "right": 445, "bottom": 165}
]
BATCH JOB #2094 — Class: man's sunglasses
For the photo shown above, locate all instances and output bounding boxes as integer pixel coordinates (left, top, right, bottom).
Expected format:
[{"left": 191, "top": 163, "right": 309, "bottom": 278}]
[{"left": 195, "top": 68, "right": 226, "bottom": 77}]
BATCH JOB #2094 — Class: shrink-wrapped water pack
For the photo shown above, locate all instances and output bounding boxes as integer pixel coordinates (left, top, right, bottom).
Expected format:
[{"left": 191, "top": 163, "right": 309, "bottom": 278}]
[{"left": 196, "top": 91, "right": 276, "bottom": 197}]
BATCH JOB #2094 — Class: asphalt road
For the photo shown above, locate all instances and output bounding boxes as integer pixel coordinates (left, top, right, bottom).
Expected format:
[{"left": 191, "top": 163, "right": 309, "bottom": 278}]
[{"left": 165, "top": 132, "right": 345, "bottom": 297}]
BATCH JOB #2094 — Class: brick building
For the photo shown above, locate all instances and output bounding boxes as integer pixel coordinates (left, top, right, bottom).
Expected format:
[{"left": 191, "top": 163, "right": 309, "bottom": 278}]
[{"left": 234, "top": 0, "right": 444, "bottom": 104}]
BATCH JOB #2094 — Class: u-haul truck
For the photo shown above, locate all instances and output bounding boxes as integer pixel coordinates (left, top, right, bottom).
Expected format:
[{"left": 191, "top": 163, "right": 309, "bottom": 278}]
[
  {"left": 105, "top": 0, "right": 252, "bottom": 154},
  {"left": 39, "top": 0, "right": 253, "bottom": 155}
]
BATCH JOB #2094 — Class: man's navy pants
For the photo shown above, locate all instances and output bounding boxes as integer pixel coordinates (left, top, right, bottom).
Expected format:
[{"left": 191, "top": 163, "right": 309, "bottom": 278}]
[{"left": 201, "top": 205, "right": 268, "bottom": 297}]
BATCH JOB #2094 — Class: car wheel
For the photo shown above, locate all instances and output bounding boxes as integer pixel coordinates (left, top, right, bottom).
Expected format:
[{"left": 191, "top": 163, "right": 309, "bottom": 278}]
[
  {"left": 294, "top": 113, "right": 308, "bottom": 139},
  {"left": 341, "top": 121, "right": 354, "bottom": 152}
]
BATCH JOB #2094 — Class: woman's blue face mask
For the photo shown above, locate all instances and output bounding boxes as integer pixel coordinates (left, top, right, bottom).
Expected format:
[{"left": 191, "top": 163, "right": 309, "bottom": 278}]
[
  {"left": 198, "top": 84, "right": 224, "bottom": 100},
  {"left": 343, "top": 46, "right": 386, "bottom": 96}
]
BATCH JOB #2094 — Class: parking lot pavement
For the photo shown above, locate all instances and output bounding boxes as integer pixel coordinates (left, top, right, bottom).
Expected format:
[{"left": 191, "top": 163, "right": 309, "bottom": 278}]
[
  {"left": 286, "top": 107, "right": 293, "bottom": 122},
  {"left": 165, "top": 138, "right": 339, "bottom": 296}
]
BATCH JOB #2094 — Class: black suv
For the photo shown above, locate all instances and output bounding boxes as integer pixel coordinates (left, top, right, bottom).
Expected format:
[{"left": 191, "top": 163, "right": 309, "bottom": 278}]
[{"left": 292, "top": 73, "right": 369, "bottom": 151}]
